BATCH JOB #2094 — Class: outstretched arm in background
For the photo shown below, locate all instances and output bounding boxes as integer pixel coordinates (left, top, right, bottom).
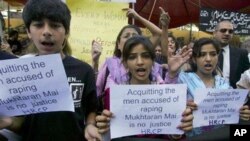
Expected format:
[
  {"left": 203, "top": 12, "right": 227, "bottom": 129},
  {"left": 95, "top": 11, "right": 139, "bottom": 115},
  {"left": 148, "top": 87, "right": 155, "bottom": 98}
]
[
  {"left": 159, "top": 7, "right": 170, "bottom": 59},
  {"left": 91, "top": 40, "right": 102, "bottom": 79},
  {"left": 123, "top": 8, "right": 161, "bottom": 47}
]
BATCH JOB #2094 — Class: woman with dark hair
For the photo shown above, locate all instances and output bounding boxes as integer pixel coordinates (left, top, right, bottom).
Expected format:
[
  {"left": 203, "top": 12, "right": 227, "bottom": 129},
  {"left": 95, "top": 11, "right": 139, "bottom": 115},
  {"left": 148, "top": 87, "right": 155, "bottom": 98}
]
[
  {"left": 96, "top": 36, "right": 193, "bottom": 140},
  {"left": 168, "top": 34, "right": 179, "bottom": 53},
  {"left": 166, "top": 37, "right": 250, "bottom": 140},
  {"left": 95, "top": 8, "right": 168, "bottom": 97}
]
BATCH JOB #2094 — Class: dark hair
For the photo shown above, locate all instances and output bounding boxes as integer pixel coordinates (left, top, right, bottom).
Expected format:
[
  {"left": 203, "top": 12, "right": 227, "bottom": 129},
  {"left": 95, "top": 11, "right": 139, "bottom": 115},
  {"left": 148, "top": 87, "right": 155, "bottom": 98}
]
[
  {"left": 22, "top": 0, "right": 71, "bottom": 34},
  {"left": 168, "top": 34, "right": 180, "bottom": 52},
  {"left": 122, "top": 36, "right": 155, "bottom": 81},
  {"left": 9, "top": 30, "right": 18, "bottom": 37},
  {"left": 113, "top": 25, "right": 142, "bottom": 58},
  {"left": 122, "top": 36, "right": 155, "bottom": 62},
  {"left": 214, "top": 20, "right": 233, "bottom": 31},
  {"left": 189, "top": 37, "right": 220, "bottom": 75}
]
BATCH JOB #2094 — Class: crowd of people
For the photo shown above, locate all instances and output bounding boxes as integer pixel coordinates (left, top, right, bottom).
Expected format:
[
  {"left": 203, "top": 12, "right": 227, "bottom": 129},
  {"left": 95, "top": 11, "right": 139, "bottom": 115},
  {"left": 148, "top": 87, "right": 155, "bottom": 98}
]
[{"left": 0, "top": 0, "right": 250, "bottom": 141}]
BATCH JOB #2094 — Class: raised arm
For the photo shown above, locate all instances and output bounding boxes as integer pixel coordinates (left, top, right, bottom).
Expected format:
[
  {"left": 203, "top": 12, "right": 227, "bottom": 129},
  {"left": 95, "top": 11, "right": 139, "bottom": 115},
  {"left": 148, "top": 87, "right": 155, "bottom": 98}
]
[
  {"left": 167, "top": 46, "right": 192, "bottom": 78},
  {"left": 123, "top": 8, "right": 161, "bottom": 46},
  {"left": 159, "top": 7, "right": 170, "bottom": 59},
  {"left": 91, "top": 40, "right": 102, "bottom": 78}
]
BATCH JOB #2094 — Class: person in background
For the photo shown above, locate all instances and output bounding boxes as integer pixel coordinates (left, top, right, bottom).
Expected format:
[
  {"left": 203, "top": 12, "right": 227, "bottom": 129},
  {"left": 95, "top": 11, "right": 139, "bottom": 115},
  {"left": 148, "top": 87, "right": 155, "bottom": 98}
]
[
  {"left": 7, "top": 30, "right": 23, "bottom": 55},
  {"left": 213, "top": 20, "right": 250, "bottom": 88},
  {"left": 96, "top": 36, "right": 193, "bottom": 140},
  {"left": 95, "top": 7, "right": 166, "bottom": 98},
  {"left": 237, "top": 69, "right": 250, "bottom": 106},
  {"left": 0, "top": 0, "right": 101, "bottom": 140},
  {"left": 155, "top": 34, "right": 181, "bottom": 78},
  {"left": 0, "top": 12, "right": 19, "bottom": 141},
  {"left": 155, "top": 34, "right": 180, "bottom": 65},
  {"left": 0, "top": 39, "right": 14, "bottom": 55},
  {"left": 168, "top": 34, "right": 180, "bottom": 54},
  {"left": 154, "top": 42, "right": 167, "bottom": 65},
  {"left": 154, "top": 42, "right": 168, "bottom": 79}
]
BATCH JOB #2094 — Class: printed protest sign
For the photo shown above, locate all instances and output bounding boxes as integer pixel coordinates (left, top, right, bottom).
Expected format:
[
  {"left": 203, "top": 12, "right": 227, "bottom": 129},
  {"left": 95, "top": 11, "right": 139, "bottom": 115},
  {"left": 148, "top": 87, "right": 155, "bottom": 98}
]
[
  {"left": 110, "top": 84, "right": 187, "bottom": 139},
  {"left": 0, "top": 54, "right": 74, "bottom": 116},
  {"left": 193, "top": 89, "right": 248, "bottom": 127}
]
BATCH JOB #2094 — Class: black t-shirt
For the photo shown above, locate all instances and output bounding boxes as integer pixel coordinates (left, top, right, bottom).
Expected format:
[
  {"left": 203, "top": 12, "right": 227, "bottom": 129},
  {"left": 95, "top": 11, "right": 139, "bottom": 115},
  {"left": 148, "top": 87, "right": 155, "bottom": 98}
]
[
  {"left": 0, "top": 51, "right": 17, "bottom": 60},
  {"left": 21, "top": 56, "right": 97, "bottom": 141}
]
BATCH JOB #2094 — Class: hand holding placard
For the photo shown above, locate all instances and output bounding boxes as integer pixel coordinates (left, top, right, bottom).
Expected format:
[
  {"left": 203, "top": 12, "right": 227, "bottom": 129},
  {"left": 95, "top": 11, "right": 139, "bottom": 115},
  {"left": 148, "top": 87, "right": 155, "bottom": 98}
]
[{"left": 0, "top": 54, "right": 74, "bottom": 116}]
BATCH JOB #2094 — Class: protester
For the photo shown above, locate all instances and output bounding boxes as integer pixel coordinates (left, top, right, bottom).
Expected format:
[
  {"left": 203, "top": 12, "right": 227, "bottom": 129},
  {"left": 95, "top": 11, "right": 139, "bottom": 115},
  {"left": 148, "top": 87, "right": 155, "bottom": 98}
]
[
  {"left": 0, "top": 9, "right": 21, "bottom": 141},
  {"left": 166, "top": 37, "right": 250, "bottom": 140},
  {"left": 95, "top": 7, "right": 166, "bottom": 98},
  {"left": 96, "top": 36, "right": 193, "bottom": 140},
  {"left": 0, "top": 0, "right": 100, "bottom": 141}
]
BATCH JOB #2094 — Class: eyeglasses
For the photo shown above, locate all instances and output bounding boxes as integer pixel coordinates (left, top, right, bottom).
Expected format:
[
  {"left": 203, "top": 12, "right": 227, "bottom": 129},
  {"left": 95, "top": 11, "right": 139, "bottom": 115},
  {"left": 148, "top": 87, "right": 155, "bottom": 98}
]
[{"left": 218, "top": 28, "right": 234, "bottom": 34}]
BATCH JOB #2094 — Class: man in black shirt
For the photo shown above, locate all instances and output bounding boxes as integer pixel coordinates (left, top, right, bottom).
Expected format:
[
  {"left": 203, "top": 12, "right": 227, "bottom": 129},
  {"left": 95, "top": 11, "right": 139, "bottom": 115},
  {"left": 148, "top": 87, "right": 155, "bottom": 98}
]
[{"left": 0, "top": 0, "right": 101, "bottom": 140}]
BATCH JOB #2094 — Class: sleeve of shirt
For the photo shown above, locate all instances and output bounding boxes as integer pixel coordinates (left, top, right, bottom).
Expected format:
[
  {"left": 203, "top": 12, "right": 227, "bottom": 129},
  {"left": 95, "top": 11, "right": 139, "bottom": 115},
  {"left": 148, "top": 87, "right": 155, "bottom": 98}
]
[
  {"left": 96, "top": 62, "right": 108, "bottom": 97},
  {"left": 164, "top": 72, "right": 179, "bottom": 84},
  {"left": 83, "top": 67, "right": 98, "bottom": 118},
  {"left": 105, "top": 74, "right": 117, "bottom": 89}
]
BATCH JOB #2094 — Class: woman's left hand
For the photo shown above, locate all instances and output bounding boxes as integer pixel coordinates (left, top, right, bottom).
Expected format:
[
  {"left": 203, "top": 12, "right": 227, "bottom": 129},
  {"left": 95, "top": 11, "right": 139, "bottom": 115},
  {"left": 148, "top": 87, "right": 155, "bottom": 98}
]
[
  {"left": 84, "top": 124, "right": 102, "bottom": 141},
  {"left": 240, "top": 105, "right": 250, "bottom": 121},
  {"left": 178, "top": 108, "right": 193, "bottom": 132}
]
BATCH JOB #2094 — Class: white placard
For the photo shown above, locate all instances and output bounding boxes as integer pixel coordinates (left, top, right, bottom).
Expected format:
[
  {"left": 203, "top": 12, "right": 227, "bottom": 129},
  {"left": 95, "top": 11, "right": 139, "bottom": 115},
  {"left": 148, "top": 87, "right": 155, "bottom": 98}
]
[
  {"left": 110, "top": 84, "right": 187, "bottom": 139},
  {"left": 193, "top": 88, "right": 248, "bottom": 127},
  {"left": 0, "top": 54, "right": 74, "bottom": 116},
  {"left": 97, "top": 0, "right": 136, "bottom": 3}
]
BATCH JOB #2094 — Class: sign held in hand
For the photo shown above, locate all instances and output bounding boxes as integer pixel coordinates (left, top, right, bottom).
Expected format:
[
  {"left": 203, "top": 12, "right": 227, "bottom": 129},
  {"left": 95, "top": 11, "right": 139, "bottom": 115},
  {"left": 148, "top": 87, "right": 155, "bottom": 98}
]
[{"left": 0, "top": 54, "right": 74, "bottom": 116}]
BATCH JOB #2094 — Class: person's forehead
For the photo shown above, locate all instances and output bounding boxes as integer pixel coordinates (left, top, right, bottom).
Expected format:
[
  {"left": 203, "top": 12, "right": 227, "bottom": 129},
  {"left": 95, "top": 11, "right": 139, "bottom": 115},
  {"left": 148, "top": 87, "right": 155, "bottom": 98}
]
[
  {"left": 122, "top": 28, "right": 138, "bottom": 34},
  {"left": 200, "top": 44, "right": 216, "bottom": 51},
  {"left": 218, "top": 22, "right": 233, "bottom": 29}
]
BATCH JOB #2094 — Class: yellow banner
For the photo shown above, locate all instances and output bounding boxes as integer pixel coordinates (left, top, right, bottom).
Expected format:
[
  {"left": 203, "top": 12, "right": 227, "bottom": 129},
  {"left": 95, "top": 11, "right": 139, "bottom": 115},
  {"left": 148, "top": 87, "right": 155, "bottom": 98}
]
[{"left": 67, "top": 0, "right": 128, "bottom": 65}]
